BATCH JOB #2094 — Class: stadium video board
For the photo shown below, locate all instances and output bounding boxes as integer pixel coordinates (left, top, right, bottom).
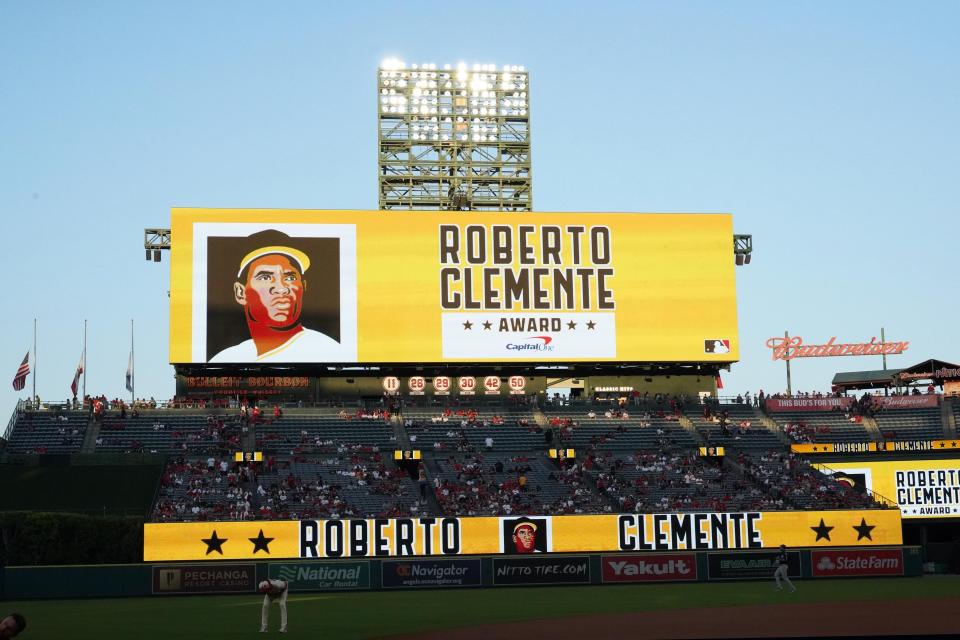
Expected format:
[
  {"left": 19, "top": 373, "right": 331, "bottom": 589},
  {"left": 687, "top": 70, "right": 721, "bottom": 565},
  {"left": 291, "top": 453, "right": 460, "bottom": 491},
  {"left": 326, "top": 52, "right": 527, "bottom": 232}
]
[
  {"left": 169, "top": 209, "right": 738, "bottom": 365},
  {"left": 144, "top": 509, "right": 900, "bottom": 561},
  {"left": 814, "top": 459, "right": 960, "bottom": 519}
]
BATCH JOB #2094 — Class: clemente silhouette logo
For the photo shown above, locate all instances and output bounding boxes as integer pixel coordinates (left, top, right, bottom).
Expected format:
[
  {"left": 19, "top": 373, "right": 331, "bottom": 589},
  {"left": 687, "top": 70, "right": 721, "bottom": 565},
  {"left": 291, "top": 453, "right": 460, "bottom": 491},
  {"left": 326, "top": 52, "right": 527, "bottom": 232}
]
[{"left": 506, "top": 336, "right": 556, "bottom": 352}]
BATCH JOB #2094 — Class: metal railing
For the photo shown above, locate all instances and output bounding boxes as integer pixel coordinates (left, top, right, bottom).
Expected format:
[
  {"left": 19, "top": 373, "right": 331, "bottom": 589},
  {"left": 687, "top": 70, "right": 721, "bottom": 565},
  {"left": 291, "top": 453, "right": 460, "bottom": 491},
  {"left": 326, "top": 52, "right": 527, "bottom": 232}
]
[
  {"left": 808, "top": 460, "right": 900, "bottom": 510},
  {"left": 4, "top": 399, "right": 25, "bottom": 441}
]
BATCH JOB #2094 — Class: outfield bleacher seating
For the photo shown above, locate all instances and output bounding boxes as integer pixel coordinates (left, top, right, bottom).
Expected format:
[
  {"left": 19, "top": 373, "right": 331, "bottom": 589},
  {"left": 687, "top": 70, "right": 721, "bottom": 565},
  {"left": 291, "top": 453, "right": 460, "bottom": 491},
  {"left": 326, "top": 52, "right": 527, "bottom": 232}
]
[
  {"left": 95, "top": 412, "right": 240, "bottom": 454},
  {"left": 543, "top": 406, "right": 695, "bottom": 450},
  {"left": 430, "top": 452, "right": 609, "bottom": 516},
  {"left": 4, "top": 398, "right": 902, "bottom": 524},
  {"left": 688, "top": 404, "right": 783, "bottom": 451},
  {"left": 403, "top": 407, "right": 542, "bottom": 451},
  {"left": 255, "top": 411, "right": 397, "bottom": 453},
  {"left": 767, "top": 410, "right": 871, "bottom": 443},
  {"left": 5, "top": 409, "right": 88, "bottom": 454},
  {"left": 875, "top": 407, "right": 945, "bottom": 441}
]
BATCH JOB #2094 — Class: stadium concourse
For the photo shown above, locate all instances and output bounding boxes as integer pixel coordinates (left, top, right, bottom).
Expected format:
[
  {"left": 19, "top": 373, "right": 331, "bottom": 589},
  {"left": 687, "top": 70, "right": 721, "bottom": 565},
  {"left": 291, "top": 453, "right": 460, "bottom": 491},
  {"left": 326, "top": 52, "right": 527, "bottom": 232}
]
[{"left": 3, "top": 391, "right": 944, "bottom": 521}]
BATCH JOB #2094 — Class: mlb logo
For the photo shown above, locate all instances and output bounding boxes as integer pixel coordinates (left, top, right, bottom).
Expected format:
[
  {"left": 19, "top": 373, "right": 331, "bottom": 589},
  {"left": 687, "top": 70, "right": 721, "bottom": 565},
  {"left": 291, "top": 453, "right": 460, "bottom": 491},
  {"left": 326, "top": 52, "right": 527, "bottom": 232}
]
[{"left": 704, "top": 339, "right": 730, "bottom": 354}]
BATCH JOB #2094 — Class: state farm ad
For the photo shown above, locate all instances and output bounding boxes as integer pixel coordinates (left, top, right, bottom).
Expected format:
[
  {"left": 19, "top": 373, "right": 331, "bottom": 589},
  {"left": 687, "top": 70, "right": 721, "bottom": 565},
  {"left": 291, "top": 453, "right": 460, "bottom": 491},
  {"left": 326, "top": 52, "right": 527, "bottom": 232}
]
[
  {"left": 812, "top": 549, "right": 903, "bottom": 577},
  {"left": 601, "top": 554, "right": 698, "bottom": 583}
]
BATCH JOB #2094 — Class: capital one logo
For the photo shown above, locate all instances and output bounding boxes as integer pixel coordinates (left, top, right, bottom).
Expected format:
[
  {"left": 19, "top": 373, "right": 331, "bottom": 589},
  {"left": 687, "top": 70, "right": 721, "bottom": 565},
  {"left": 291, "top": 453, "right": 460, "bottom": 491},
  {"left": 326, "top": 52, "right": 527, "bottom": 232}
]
[{"left": 506, "top": 336, "right": 556, "bottom": 352}]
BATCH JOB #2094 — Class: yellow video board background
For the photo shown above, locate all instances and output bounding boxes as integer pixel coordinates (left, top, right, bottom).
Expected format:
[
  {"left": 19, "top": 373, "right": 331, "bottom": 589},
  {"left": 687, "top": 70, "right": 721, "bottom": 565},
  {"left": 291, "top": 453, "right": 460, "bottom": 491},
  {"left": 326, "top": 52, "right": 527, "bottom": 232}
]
[
  {"left": 144, "top": 510, "right": 900, "bottom": 561},
  {"left": 169, "top": 209, "right": 738, "bottom": 364},
  {"left": 814, "top": 459, "right": 960, "bottom": 519}
]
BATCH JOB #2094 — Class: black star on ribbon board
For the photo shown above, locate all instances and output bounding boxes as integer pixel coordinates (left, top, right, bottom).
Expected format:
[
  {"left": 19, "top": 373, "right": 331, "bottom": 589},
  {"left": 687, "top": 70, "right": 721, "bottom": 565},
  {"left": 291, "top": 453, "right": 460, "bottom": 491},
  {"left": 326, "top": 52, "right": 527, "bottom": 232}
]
[
  {"left": 586, "top": 320, "right": 596, "bottom": 330},
  {"left": 567, "top": 321, "right": 577, "bottom": 330},
  {"left": 462, "top": 320, "right": 473, "bottom": 330},
  {"left": 482, "top": 321, "right": 492, "bottom": 330},
  {"left": 810, "top": 518, "right": 834, "bottom": 542},
  {"left": 202, "top": 530, "right": 227, "bottom": 555},
  {"left": 853, "top": 518, "right": 875, "bottom": 541},
  {"left": 249, "top": 529, "right": 274, "bottom": 554}
]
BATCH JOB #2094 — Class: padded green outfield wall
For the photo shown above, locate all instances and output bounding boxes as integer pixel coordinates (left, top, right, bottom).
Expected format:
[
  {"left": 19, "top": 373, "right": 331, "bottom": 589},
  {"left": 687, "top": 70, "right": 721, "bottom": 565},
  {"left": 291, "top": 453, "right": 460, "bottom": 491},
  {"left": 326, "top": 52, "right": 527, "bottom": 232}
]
[{"left": 0, "top": 547, "right": 922, "bottom": 600}]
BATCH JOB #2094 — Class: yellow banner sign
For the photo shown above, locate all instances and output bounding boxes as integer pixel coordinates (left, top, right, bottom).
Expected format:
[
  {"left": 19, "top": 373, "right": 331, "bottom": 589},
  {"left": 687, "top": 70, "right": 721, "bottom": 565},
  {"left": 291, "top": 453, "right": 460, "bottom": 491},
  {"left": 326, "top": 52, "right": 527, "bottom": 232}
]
[
  {"left": 169, "top": 210, "right": 738, "bottom": 364},
  {"left": 793, "top": 440, "right": 960, "bottom": 455},
  {"left": 814, "top": 459, "right": 960, "bottom": 519},
  {"left": 698, "top": 446, "right": 726, "bottom": 457},
  {"left": 144, "top": 510, "right": 901, "bottom": 561}
]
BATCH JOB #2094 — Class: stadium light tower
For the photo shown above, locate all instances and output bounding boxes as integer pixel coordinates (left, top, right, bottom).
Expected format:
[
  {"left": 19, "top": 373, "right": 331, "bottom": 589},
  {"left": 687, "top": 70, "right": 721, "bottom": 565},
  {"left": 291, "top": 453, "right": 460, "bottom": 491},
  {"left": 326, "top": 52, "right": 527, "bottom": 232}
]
[{"left": 378, "top": 60, "right": 532, "bottom": 211}]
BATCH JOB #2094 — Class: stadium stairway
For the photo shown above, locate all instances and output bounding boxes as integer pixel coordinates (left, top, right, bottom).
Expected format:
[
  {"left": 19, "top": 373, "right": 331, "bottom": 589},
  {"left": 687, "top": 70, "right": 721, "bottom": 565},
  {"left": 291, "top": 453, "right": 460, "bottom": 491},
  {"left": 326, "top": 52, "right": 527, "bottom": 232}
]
[
  {"left": 418, "top": 456, "right": 446, "bottom": 515},
  {"left": 532, "top": 408, "right": 549, "bottom": 429},
  {"left": 756, "top": 413, "right": 795, "bottom": 447},
  {"left": 677, "top": 414, "right": 702, "bottom": 443},
  {"left": 757, "top": 418, "right": 794, "bottom": 448},
  {"left": 80, "top": 414, "right": 100, "bottom": 453},
  {"left": 942, "top": 398, "right": 957, "bottom": 438},
  {"left": 391, "top": 413, "right": 411, "bottom": 447},
  {"left": 242, "top": 420, "right": 256, "bottom": 451},
  {"left": 861, "top": 416, "right": 882, "bottom": 442}
]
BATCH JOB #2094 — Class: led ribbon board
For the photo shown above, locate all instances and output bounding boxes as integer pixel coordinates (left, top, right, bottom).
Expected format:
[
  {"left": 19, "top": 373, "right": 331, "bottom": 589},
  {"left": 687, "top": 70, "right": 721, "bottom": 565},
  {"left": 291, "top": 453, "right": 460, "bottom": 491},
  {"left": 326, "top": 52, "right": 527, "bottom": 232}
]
[{"left": 144, "top": 510, "right": 901, "bottom": 561}]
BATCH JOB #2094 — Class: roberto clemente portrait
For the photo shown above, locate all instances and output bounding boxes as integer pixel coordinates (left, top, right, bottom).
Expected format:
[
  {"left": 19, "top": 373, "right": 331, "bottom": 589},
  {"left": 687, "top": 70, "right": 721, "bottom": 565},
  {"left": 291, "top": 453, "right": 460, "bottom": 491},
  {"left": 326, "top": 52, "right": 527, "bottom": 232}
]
[{"left": 206, "top": 229, "right": 355, "bottom": 363}]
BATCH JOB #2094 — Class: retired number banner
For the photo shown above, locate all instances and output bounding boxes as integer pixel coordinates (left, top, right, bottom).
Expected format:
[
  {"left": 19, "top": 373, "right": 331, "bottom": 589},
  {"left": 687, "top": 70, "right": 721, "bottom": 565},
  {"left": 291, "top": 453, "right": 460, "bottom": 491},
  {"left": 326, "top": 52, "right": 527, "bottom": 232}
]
[{"left": 144, "top": 510, "right": 901, "bottom": 561}]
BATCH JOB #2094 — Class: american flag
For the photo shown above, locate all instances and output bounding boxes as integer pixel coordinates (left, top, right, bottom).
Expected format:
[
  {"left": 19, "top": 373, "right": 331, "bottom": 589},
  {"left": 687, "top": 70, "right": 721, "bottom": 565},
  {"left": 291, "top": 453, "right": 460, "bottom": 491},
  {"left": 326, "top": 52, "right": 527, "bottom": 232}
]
[{"left": 12, "top": 352, "right": 30, "bottom": 391}]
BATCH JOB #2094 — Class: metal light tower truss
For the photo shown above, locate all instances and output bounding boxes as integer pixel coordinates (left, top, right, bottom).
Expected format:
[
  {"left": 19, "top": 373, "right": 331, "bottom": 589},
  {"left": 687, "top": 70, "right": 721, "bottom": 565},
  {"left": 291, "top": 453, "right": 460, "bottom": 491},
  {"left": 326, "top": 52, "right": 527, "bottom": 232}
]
[
  {"left": 733, "top": 234, "right": 753, "bottom": 266},
  {"left": 378, "top": 60, "right": 531, "bottom": 211}
]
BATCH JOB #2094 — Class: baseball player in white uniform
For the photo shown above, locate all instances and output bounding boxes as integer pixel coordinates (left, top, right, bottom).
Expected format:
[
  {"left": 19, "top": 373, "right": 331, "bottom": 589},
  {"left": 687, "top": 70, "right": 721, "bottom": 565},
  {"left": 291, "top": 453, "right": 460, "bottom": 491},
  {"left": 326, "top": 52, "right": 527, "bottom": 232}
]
[{"left": 259, "top": 579, "right": 289, "bottom": 633}]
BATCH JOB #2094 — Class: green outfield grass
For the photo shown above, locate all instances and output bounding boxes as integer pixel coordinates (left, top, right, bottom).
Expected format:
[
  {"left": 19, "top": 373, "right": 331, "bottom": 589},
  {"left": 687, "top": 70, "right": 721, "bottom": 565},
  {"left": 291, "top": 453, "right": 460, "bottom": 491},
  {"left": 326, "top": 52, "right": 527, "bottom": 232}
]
[{"left": 5, "top": 576, "right": 960, "bottom": 639}]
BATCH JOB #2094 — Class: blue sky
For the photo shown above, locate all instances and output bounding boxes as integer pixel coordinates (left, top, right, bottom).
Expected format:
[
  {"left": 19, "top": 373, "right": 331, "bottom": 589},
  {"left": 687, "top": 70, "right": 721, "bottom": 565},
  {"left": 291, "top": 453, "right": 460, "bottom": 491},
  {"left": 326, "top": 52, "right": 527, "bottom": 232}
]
[{"left": 1, "top": 0, "right": 957, "bottom": 414}]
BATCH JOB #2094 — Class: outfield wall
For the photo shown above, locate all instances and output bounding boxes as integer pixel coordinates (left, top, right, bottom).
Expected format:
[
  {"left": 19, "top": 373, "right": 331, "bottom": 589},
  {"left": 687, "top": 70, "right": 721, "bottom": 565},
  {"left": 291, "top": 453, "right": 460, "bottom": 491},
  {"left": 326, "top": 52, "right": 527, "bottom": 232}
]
[{"left": 0, "top": 547, "right": 922, "bottom": 600}]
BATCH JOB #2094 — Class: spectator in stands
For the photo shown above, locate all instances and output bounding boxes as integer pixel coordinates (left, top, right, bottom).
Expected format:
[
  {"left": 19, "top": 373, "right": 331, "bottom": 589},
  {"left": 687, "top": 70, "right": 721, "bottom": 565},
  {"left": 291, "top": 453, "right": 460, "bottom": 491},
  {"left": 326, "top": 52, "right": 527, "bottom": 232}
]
[
  {"left": 485, "top": 436, "right": 494, "bottom": 450},
  {"left": 418, "top": 466, "right": 428, "bottom": 502}
]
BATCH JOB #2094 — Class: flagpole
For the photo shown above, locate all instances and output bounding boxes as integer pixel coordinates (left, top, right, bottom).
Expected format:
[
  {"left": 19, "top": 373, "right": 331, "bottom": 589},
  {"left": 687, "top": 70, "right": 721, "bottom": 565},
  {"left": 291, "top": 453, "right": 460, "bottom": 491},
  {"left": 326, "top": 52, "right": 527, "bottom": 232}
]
[
  {"left": 130, "top": 318, "right": 135, "bottom": 405},
  {"left": 83, "top": 319, "right": 87, "bottom": 400},
  {"left": 32, "top": 318, "right": 37, "bottom": 402}
]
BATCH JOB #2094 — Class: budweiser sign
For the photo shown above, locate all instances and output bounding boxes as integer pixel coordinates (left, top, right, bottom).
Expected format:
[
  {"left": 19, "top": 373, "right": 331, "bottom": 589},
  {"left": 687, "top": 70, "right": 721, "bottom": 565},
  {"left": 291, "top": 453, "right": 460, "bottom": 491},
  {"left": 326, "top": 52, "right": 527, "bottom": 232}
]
[
  {"left": 899, "top": 367, "right": 960, "bottom": 381},
  {"left": 766, "top": 336, "right": 908, "bottom": 361},
  {"left": 872, "top": 395, "right": 939, "bottom": 409}
]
